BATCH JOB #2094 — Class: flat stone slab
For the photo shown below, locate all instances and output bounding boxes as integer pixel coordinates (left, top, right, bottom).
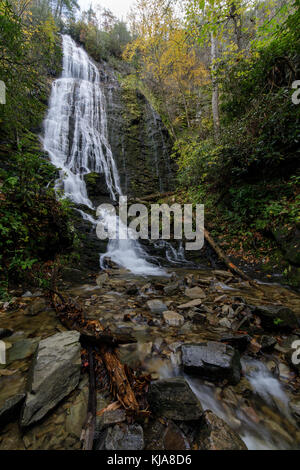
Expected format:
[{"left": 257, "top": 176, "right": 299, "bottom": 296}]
[
  {"left": 181, "top": 341, "right": 241, "bottom": 384},
  {"left": 147, "top": 377, "right": 203, "bottom": 421},
  {"left": 178, "top": 299, "right": 203, "bottom": 309},
  {"left": 163, "top": 311, "right": 184, "bottom": 327},
  {"left": 21, "top": 331, "right": 81, "bottom": 427},
  {"left": 0, "top": 373, "right": 26, "bottom": 425}
]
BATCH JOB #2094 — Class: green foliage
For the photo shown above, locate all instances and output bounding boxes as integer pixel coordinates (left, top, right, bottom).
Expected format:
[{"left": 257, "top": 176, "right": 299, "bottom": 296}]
[{"left": 66, "top": 15, "right": 131, "bottom": 62}]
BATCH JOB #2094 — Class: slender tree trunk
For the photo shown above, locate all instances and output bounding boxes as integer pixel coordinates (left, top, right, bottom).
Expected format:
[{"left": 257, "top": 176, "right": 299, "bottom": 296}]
[
  {"left": 230, "top": 2, "right": 242, "bottom": 51},
  {"left": 210, "top": 32, "right": 220, "bottom": 142}
]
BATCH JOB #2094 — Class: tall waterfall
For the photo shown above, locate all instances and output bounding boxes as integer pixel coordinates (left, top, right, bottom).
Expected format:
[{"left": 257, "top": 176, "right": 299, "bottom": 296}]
[{"left": 43, "top": 35, "right": 165, "bottom": 276}]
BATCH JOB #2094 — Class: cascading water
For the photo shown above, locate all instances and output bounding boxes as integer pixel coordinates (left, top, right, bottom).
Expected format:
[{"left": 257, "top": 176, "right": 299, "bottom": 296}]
[{"left": 43, "top": 35, "right": 165, "bottom": 276}]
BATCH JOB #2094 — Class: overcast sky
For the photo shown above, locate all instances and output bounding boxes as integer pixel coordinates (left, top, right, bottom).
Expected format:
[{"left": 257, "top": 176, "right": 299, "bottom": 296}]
[{"left": 78, "top": 0, "right": 135, "bottom": 20}]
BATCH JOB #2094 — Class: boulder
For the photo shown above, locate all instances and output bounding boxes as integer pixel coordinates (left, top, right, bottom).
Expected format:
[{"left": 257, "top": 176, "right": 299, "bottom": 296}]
[
  {"left": 252, "top": 305, "right": 298, "bottom": 330},
  {"left": 24, "top": 298, "right": 47, "bottom": 317},
  {"left": 21, "top": 331, "right": 81, "bottom": 427},
  {"left": 289, "top": 399, "right": 300, "bottom": 426},
  {"left": 163, "top": 311, "right": 184, "bottom": 327},
  {"left": 164, "top": 282, "right": 180, "bottom": 295},
  {"left": 147, "top": 378, "right": 203, "bottom": 421},
  {"left": 178, "top": 299, "right": 203, "bottom": 310},
  {"left": 181, "top": 342, "right": 241, "bottom": 384},
  {"left": 97, "top": 423, "right": 144, "bottom": 450},
  {"left": 146, "top": 299, "right": 168, "bottom": 314},
  {"left": 196, "top": 410, "right": 247, "bottom": 450},
  {"left": 185, "top": 287, "right": 206, "bottom": 300},
  {"left": 96, "top": 273, "right": 109, "bottom": 287}
]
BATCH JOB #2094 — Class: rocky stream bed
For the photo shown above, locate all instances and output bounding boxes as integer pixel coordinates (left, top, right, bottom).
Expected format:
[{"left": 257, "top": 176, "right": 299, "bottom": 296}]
[{"left": 0, "top": 266, "right": 300, "bottom": 450}]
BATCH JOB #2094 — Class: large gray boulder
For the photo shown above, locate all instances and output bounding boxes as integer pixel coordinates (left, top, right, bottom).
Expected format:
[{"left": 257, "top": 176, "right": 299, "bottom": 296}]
[
  {"left": 181, "top": 342, "right": 241, "bottom": 384},
  {"left": 196, "top": 410, "right": 247, "bottom": 450},
  {"left": 147, "top": 378, "right": 203, "bottom": 421},
  {"left": 21, "top": 331, "right": 81, "bottom": 427}
]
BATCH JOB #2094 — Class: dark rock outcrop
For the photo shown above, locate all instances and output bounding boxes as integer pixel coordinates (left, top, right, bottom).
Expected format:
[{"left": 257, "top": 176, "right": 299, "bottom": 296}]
[{"left": 181, "top": 342, "right": 241, "bottom": 384}]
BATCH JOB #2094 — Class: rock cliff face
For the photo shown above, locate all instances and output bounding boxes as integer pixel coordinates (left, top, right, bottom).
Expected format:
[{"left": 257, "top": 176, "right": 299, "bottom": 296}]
[{"left": 99, "top": 64, "right": 175, "bottom": 198}]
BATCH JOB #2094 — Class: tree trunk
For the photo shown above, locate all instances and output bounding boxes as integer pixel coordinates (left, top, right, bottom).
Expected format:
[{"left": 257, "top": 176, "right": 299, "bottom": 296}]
[{"left": 210, "top": 32, "right": 220, "bottom": 142}]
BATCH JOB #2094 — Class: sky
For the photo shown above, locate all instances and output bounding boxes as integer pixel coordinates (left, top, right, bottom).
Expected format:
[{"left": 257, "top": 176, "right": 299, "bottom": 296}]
[{"left": 78, "top": 0, "right": 135, "bottom": 21}]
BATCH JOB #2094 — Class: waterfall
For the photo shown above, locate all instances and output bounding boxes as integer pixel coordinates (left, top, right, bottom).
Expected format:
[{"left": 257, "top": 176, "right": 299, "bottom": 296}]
[{"left": 43, "top": 35, "right": 165, "bottom": 276}]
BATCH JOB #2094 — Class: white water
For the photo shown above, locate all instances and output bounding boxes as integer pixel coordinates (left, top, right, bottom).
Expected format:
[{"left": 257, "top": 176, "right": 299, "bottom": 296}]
[
  {"left": 186, "top": 359, "right": 295, "bottom": 450},
  {"left": 43, "top": 35, "right": 165, "bottom": 276},
  {"left": 152, "top": 355, "right": 296, "bottom": 450}
]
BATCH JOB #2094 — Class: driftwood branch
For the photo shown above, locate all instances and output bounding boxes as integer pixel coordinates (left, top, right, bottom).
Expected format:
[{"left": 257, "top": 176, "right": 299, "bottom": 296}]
[{"left": 81, "top": 347, "right": 96, "bottom": 450}]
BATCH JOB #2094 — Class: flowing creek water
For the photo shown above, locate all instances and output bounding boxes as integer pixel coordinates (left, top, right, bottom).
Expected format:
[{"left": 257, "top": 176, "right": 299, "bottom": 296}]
[{"left": 38, "top": 35, "right": 300, "bottom": 450}]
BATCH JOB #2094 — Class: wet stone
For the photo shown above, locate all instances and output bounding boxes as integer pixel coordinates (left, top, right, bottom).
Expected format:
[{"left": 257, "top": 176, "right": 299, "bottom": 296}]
[
  {"left": 21, "top": 331, "right": 81, "bottom": 427},
  {"left": 146, "top": 299, "right": 168, "bottom": 314},
  {"left": 196, "top": 410, "right": 247, "bottom": 450},
  {"left": 181, "top": 341, "right": 241, "bottom": 385},
  {"left": 220, "top": 334, "right": 252, "bottom": 352},
  {"left": 163, "top": 311, "right": 184, "bottom": 327},
  {"left": 96, "top": 409, "right": 126, "bottom": 433},
  {"left": 147, "top": 378, "right": 203, "bottom": 421}
]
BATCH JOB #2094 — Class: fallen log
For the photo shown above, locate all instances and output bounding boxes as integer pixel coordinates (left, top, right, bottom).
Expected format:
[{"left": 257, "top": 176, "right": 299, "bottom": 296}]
[{"left": 204, "top": 229, "right": 263, "bottom": 290}]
